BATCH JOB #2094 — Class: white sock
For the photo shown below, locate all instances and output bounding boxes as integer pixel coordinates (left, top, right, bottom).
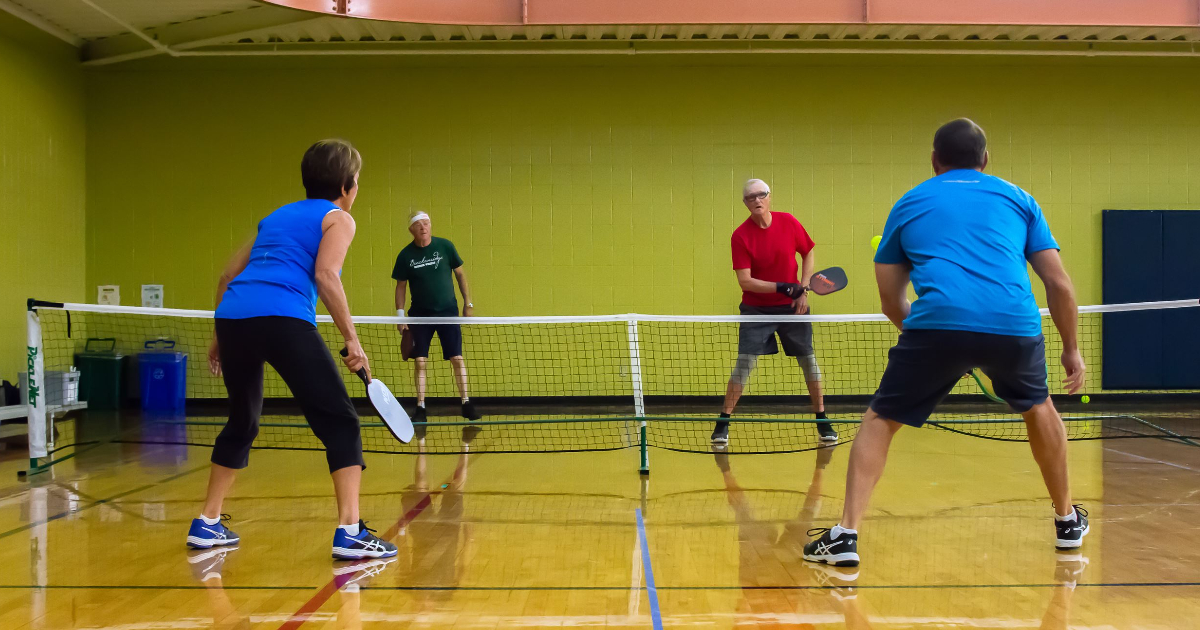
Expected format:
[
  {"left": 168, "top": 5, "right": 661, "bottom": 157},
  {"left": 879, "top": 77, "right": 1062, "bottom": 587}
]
[
  {"left": 831, "top": 524, "right": 857, "bottom": 539},
  {"left": 200, "top": 514, "right": 220, "bottom": 526},
  {"left": 462, "top": 397, "right": 469, "bottom": 404},
  {"left": 1055, "top": 510, "right": 1077, "bottom": 522},
  {"left": 339, "top": 522, "right": 360, "bottom": 536},
  {"left": 417, "top": 401, "right": 425, "bottom": 408}
]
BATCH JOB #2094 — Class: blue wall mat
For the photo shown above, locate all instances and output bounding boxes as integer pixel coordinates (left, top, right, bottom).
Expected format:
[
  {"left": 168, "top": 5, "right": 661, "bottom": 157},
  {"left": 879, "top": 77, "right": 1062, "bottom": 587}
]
[
  {"left": 1102, "top": 210, "right": 1164, "bottom": 389},
  {"left": 1161, "top": 211, "right": 1200, "bottom": 388}
]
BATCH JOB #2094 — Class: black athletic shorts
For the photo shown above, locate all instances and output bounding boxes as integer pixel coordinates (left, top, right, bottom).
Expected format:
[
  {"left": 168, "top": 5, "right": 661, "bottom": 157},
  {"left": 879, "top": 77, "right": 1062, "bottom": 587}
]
[
  {"left": 736, "top": 303, "right": 814, "bottom": 357},
  {"left": 213, "top": 316, "right": 363, "bottom": 472},
  {"left": 410, "top": 323, "right": 464, "bottom": 360},
  {"left": 870, "top": 329, "right": 1050, "bottom": 427}
]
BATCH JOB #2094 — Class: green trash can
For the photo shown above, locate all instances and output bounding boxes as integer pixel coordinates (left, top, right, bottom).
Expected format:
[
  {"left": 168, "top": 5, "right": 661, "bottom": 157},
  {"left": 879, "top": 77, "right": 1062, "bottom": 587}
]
[{"left": 75, "top": 338, "right": 124, "bottom": 411}]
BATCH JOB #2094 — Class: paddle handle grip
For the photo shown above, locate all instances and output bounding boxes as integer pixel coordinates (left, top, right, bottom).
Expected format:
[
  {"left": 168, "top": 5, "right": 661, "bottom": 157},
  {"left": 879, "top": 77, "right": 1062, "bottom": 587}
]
[{"left": 339, "top": 347, "right": 370, "bottom": 384}]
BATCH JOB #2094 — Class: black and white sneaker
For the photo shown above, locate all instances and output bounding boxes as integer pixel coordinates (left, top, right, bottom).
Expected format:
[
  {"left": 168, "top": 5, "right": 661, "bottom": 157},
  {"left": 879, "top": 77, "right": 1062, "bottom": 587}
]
[
  {"left": 332, "top": 521, "right": 399, "bottom": 560},
  {"left": 803, "top": 527, "right": 860, "bottom": 567},
  {"left": 461, "top": 401, "right": 483, "bottom": 443},
  {"left": 1054, "top": 505, "right": 1089, "bottom": 550},
  {"left": 817, "top": 421, "right": 838, "bottom": 442},
  {"left": 461, "top": 400, "right": 482, "bottom": 421},
  {"left": 711, "top": 421, "right": 730, "bottom": 445}
]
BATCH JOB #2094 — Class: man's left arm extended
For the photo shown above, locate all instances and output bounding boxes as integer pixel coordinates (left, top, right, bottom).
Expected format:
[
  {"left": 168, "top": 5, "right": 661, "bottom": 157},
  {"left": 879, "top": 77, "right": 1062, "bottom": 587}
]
[{"left": 453, "top": 266, "right": 473, "bottom": 316}]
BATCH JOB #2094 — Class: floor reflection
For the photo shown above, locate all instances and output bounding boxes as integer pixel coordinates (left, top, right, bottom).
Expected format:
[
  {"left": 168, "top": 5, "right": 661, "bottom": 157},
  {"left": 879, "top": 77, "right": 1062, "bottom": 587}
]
[
  {"left": 186, "top": 546, "right": 248, "bottom": 629},
  {"left": 396, "top": 430, "right": 474, "bottom": 616},
  {"left": 714, "top": 444, "right": 873, "bottom": 628}
]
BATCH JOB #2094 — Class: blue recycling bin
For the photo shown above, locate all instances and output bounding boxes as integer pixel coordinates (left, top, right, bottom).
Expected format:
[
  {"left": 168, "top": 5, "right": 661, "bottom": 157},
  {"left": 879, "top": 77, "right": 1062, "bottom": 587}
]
[{"left": 139, "top": 339, "right": 188, "bottom": 414}]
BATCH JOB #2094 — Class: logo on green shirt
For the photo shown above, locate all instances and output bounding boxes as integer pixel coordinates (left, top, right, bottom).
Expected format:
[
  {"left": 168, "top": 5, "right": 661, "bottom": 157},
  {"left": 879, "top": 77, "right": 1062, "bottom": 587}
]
[{"left": 409, "top": 252, "right": 444, "bottom": 270}]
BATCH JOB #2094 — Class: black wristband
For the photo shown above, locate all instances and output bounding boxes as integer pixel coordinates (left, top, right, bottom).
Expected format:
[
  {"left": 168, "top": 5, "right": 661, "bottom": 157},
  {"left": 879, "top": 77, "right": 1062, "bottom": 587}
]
[{"left": 776, "top": 282, "right": 803, "bottom": 298}]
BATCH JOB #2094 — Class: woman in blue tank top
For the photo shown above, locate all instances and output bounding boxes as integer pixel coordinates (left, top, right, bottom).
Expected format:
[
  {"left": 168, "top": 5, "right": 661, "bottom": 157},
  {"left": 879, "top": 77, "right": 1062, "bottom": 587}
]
[{"left": 185, "top": 140, "right": 397, "bottom": 560}]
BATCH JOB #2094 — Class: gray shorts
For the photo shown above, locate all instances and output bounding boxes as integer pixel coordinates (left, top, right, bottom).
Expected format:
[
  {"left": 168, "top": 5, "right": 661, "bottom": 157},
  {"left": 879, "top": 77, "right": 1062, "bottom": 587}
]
[{"left": 736, "top": 303, "right": 814, "bottom": 357}]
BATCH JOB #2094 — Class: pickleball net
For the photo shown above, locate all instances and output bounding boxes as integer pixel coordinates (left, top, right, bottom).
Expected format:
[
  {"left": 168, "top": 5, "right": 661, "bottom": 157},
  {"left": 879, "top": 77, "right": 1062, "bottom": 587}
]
[{"left": 24, "top": 298, "right": 1200, "bottom": 470}]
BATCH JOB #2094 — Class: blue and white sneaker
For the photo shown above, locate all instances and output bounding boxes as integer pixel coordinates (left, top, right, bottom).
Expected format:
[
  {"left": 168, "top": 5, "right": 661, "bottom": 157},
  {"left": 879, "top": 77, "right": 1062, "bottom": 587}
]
[
  {"left": 186, "top": 514, "right": 240, "bottom": 549},
  {"left": 332, "top": 521, "right": 398, "bottom": 560}
]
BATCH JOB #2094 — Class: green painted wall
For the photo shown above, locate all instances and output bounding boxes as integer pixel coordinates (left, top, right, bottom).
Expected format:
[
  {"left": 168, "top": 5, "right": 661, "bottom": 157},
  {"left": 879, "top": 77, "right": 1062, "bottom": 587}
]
[
  {"left": 0, "top": 13, "right": 86, "bottom": 383},
  {"left": 85, "top": 60, "right": 1200, "bottom": 316},
  {"left": 80, "top": 58, "right": 1200, "bottom": 397}
]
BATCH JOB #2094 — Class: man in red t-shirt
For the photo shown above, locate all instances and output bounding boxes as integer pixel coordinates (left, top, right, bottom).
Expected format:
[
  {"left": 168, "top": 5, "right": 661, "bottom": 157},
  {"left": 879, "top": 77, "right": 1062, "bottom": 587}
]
[{"left": 712, "top": 178, "right": 835, "bottom": 445}]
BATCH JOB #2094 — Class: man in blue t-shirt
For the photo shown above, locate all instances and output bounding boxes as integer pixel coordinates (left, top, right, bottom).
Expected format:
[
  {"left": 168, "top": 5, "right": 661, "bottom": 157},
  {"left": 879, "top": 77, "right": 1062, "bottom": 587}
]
[{"left": 803, "top": 119, "right": 1089, "bottom": 567}]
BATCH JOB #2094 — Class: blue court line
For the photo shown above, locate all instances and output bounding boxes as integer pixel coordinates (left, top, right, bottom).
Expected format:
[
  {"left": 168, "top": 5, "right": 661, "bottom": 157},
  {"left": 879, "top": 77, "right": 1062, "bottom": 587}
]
[{"left": 635, "top": 508, "right": 664, "bottom": 630}]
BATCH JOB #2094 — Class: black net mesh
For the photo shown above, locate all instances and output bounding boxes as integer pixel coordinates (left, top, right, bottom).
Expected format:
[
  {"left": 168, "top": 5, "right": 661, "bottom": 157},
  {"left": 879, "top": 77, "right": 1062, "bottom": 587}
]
[{"left": 32, "top": 303, "right": 1200, "bottom": 456}]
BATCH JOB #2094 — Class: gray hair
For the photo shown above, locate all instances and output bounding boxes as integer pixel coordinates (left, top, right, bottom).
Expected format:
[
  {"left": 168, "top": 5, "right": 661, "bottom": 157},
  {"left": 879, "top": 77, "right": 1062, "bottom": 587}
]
[{"left": 743, "top": 179, "right": 770, "bottom": 197}]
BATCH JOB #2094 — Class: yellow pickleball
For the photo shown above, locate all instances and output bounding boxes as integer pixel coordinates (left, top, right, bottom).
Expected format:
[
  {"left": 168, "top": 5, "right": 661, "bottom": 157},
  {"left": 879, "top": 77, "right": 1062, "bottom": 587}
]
[
  {"left": 870, "top": 235, "right": 882, "bottom": 251},
  {"left": 1081, "top": 395, "right": 1090, "bottom": 404}
]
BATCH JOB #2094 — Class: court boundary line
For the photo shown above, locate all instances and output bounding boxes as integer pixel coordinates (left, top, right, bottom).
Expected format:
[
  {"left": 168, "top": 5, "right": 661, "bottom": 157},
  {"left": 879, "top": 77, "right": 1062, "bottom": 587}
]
[
  {"left": 635, "top": 508, "right": 664, "bottom": 630},
  {"left": 276, "top": 454, "right": 478, "bottom": 630},
  {"left": 3, "top": 581, "right": 1199, "bottom": 591},
  {"left": 0, "top": 463, "right": 209, "bottom": 540},
  {"left": 1103, "top": 446, "right": 1200, "bottom": 472}
]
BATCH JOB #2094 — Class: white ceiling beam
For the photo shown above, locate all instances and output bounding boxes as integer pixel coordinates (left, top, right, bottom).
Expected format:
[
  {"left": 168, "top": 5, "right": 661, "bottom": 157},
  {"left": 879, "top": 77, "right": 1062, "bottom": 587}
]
[
  {"left": 75, "top": 0, "right": 168, "bottom": 52},
  {"left": 173, "top": 16, "right": 331, "bottom": 49},
  {"left": 81, "top": 4, "right": 315, "bottom": 65}
]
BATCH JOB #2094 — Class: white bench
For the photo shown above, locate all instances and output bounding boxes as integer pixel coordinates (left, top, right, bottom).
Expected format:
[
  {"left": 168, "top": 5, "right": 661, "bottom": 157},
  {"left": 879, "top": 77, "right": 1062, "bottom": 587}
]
[
  {"left": 0, "top": 406, "right": 26, "bottom": 440},
  {"left": 0, "top": 402, "right": 89, "bottom": 439}
]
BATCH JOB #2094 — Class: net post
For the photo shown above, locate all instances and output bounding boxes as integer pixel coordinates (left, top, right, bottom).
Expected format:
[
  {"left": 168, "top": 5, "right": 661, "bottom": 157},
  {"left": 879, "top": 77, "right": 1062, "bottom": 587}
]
[
  {"left": 25, "top": 301, "right": 48, "bottom": 476},
  {"left": 639, "top": 424, "right": 649, "bottom": 475},
  {"left": 639, "top": 474, "right": 649, "bottom": 517},
  {"left": 627, "top": 320, "right": 649, "bottom": 475}
]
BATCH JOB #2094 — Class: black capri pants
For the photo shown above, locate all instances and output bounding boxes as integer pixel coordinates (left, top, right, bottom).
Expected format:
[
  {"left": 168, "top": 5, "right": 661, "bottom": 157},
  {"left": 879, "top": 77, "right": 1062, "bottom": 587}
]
[{"left": 213, "top": 316, "right": 364, "bottom": 472}]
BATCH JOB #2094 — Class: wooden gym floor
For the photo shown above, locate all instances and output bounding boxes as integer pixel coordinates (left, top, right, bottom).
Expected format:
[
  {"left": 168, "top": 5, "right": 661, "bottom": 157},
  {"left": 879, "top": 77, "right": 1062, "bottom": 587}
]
[{"left": 0, "top": 414, "right": 1198, "bottom": 629}]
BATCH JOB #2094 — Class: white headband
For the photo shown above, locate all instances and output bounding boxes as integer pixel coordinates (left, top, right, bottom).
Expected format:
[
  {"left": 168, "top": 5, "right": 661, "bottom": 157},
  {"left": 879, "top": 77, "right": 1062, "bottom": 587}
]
[{"left": 409, "top": 212, "right": 430, "bottom": 226}]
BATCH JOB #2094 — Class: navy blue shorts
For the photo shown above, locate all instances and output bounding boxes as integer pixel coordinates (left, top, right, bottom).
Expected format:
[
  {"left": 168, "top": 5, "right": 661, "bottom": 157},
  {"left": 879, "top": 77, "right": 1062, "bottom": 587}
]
[
  {"left": 870, "top": 329, "right": 1049, "bottom": 427},
  {"left": 410, "top": 323, "right": 464, "bottom": 360}
]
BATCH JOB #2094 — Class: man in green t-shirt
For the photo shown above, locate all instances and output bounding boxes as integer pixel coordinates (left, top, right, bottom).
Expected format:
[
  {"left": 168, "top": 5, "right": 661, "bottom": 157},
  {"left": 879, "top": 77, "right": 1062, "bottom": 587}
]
[{"left": 392, "top": 210, "right": 482, "bottom": 427}]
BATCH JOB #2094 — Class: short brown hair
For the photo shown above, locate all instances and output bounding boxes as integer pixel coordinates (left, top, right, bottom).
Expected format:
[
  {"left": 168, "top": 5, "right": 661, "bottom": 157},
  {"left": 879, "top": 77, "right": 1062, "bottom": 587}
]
[
  {"left": 301, "top": 139, "right": 361, "bottom": 201},
  {"left": 933, "top": 119, "right": 987, "bottom": 170}
]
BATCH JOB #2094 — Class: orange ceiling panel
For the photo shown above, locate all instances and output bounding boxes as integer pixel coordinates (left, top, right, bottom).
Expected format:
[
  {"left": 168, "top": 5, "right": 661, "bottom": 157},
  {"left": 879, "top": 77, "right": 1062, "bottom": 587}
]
[{"left": 262, "top": 0, "right": 1200, "bottom": 27}]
